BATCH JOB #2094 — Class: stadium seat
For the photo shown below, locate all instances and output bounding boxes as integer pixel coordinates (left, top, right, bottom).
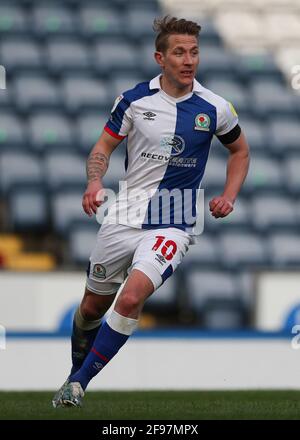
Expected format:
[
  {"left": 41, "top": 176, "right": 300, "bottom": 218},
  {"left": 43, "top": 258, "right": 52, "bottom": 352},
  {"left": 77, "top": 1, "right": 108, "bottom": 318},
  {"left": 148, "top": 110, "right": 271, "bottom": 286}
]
[
  {"left": 0, "top": 112, "right": 26, "bottom": 149},
  {"left": 139, "top": 40, "right": 161, "bottom": 77},
  {"left": 268, "top": 233, "right": 300, "bottom": 266},
  {"left": 201, "top": 156, "right": 227, "bottom": 190},
  {"left": 0, "top": 151, "right": 43, "bottom": 194},
  {"left": 219, "top": 232, "right": 268, "bottom": 268},
  {"left": 44, "top": 152, "right": 86, "bottom": 191},
  {"left": 0, "top": 5, "right": 28, "bottom": 35},
  {"left": 124, "top": 7, "right": 158, "bottom": 40},
  {"left": 204, "top": 78, "right": 250, "bottom": 116},
  {"left": 28, "top": 112, "right": 74, "bottom": 153},
  {"left": 197, "top": 44, "right": 236, "bottom": 77},
  {"left": 241, "top": 155, "right": 282, "bottom": 194},
  {"left": 250, "top": 79, "right": 297, "bottom": 117},
  {"left": 204, "top": 197, "right": 250, "bottom": 232},
  {"left": 201, "top": 297, "right": 247, "bottom": 329},
  {"left": 62, "top": 75, "right": 110, "bottom": 114},
  {"left": 186, "top": 270, "right": 239, "bottom": 309},
  {"left": 46, "top": 38, "right": 91, "bottom": 74},
  {"left": 102, "top": 154, "right": 127, "bottom": 192},
  {"left": 234, "top": 52, "right": 283, "bottom": 82},
  {"left": 76, "top": 112, "right": 108, "bottom": 154},
  {"left": 0, "top": 38, "right": 42, "bottom": 73},
  {"left": 5, "top": 252, "right": 56, "bottom": 271},
  {"left": 93, "top": 41, "right": 139, "bottom": 75},
  {"left": 32, "top": 5, "right": 76, "bottom": 36},
  {"left": 285, "top": 155, "right": 300, "bottom": 194},
  {"left": 8, "top": 185, "right": 48, "bottom": 232},
  {"left": 51, "top": 189, "right": 95, "bottom": 234},
  {"left": 13, "top": 75, "right": 61, "bottom": 113},
  {"left": 252, "top": 195, "right": 297, "bottom": 231},
  {"left": 144, "top": 273, "right": 178, "bottom": 311},
  {"left": 180, "top": 234, "right": 219, "bottom": 267},
  {"left": 79, "top": 6, "right": 122, "bottom": 38},
  {"left": 68, "top": 222, "right": 99, "bottom": 266},
  {"left": 267, "top": 117, "right": 300, "bottom": 156},
  {"left": 238, "top": 117, "right": 267, "bottom": 152}
]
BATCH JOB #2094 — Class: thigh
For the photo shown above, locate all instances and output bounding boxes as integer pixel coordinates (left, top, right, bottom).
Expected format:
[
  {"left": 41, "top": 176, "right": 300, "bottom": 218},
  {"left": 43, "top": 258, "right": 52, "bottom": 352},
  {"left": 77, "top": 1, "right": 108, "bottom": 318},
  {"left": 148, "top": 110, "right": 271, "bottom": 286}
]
[
  {"left": 131, "top": 228, "right": 191, "bottom": 290},
  {"left": 86, "top": 223, "right": 139, "bottom": 295}
]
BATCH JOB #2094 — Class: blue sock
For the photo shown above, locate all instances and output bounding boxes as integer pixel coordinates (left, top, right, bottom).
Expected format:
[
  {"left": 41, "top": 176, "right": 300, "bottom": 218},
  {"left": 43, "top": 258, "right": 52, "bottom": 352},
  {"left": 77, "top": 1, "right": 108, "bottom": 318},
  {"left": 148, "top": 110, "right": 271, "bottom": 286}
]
[
  {"left": 69, "top": 321, "right": 129, "bottom": 390},
  {"left": 70, "top": 320, "right": 101, "bottom": 376}
]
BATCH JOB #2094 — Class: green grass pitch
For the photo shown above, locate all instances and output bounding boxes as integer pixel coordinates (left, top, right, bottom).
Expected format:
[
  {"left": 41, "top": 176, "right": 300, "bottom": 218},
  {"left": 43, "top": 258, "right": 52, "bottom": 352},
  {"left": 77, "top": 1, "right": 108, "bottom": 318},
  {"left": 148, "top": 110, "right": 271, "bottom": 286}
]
[{"left": 1, "top": 390, "right": 300, "bottom": 420}]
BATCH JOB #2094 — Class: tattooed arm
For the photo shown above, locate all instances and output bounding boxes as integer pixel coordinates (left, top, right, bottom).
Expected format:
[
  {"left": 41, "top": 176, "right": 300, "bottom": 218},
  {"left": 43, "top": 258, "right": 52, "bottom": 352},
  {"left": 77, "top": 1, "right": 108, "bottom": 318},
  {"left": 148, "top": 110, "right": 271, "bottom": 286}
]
[{"left": 82, "top": 130, "right": 122, "bottom": 216}]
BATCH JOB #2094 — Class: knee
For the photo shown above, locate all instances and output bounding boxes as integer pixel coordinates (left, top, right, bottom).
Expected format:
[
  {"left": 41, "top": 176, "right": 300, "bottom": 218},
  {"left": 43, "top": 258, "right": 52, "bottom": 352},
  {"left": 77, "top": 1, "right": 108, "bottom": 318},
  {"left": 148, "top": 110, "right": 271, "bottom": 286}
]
[
  {"left": 116, "top": 290, "right": 142, "bottom": 316},
  {"left": 80, "top": 302, "right": 102, "bottom": 322}
]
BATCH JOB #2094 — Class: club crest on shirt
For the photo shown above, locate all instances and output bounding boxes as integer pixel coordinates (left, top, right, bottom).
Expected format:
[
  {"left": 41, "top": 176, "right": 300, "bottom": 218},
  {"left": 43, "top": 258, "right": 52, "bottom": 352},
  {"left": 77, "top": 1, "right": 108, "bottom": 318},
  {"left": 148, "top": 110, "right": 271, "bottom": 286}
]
[
  {"left": 93, "top": 263, "right": 106, "bottom": 279},
  {"left": 194, "top": 113, "right": 210, "bottom": 131}
]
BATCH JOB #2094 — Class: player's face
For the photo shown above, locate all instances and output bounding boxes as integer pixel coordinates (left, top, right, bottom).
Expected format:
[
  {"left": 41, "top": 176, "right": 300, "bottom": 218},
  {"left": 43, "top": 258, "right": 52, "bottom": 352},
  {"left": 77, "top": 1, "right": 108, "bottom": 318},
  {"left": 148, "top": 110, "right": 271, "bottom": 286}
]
[{"left": 156, "top": 34, "right": 199, "bottom": 90}]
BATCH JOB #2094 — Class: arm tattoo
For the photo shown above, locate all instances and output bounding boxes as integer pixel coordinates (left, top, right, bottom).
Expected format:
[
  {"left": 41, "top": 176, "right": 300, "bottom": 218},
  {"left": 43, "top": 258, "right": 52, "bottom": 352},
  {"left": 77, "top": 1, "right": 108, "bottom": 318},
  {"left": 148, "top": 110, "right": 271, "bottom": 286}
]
[{"left": 86, "top": 152, "right": 109, "bottom": 183}]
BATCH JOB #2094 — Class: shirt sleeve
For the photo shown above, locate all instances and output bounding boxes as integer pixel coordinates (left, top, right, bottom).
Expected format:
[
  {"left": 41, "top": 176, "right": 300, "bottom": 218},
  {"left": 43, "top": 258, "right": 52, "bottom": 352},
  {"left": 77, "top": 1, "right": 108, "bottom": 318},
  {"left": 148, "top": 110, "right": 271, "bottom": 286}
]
[
  {"left": 104, "top": 94, "right": 133, "bottom": 139},
  {"left": 215, "top": 99, "right": 239, "bottom": 137}
]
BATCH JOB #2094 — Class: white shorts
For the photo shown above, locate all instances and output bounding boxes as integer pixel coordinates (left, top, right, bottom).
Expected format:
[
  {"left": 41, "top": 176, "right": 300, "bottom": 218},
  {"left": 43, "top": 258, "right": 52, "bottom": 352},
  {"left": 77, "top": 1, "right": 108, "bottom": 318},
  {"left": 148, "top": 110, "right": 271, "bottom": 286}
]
[{"left": 86, "top": 223, "right": 191, "bottom": 295}]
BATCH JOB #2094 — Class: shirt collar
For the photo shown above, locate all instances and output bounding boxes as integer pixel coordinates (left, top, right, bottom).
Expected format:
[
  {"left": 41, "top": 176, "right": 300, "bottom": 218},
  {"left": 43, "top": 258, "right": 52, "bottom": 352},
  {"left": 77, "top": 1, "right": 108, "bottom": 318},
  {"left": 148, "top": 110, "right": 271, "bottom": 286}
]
[{"left": 149, "top": 74, "right": 203, "bottom": 93}]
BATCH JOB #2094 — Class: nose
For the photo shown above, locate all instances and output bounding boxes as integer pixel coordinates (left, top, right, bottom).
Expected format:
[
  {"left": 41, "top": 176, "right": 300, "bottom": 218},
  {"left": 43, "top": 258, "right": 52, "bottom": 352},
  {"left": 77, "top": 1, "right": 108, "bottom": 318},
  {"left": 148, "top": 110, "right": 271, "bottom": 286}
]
[{"left": 183, "top": 54, "right": 193, "bottom": 65}]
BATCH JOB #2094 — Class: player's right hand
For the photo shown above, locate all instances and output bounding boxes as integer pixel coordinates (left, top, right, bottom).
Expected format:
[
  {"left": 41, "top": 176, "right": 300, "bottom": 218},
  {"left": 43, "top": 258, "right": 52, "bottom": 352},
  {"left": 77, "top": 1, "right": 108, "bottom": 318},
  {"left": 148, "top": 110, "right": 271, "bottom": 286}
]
[{"left": 82, "top": 181, "right": 105, "bottom": 217}]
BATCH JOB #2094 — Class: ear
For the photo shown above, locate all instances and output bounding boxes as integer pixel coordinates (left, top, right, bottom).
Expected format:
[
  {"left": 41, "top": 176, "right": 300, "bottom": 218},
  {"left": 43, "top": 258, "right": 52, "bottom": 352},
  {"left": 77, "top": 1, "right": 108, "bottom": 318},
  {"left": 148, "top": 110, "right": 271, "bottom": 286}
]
[{"left": 154, "top": 51, "right": 165, "bottom": 68}]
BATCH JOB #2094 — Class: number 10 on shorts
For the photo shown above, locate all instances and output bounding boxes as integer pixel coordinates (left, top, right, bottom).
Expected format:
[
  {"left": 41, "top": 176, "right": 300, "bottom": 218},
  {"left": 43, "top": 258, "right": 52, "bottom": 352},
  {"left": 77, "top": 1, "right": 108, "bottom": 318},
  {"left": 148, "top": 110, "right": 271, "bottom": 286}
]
[{"left": 152, "top": 236, "right": 177, "bottom": 261}]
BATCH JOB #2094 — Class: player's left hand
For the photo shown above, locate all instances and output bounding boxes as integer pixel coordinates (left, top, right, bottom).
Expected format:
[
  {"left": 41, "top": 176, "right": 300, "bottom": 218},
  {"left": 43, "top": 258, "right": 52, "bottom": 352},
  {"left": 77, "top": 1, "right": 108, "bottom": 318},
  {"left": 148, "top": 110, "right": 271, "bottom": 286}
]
[{"left": 209, "top": 195, "right": 234, "bottom": 218}]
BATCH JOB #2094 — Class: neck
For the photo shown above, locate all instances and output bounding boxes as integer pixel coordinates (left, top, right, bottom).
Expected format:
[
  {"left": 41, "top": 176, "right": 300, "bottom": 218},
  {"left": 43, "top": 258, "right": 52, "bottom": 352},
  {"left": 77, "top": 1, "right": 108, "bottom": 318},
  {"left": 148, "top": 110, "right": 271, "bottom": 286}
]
[{"left": 160, "top": 75, "right": 193, "bottom": 98}]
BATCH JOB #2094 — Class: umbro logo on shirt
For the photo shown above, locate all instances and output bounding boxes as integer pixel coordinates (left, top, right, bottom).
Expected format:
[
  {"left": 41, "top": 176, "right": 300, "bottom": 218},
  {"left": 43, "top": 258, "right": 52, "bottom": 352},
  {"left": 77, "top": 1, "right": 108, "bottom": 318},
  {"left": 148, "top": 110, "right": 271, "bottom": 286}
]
[{"left": 143, "top": 111, "right": 156, "bottom": 121}]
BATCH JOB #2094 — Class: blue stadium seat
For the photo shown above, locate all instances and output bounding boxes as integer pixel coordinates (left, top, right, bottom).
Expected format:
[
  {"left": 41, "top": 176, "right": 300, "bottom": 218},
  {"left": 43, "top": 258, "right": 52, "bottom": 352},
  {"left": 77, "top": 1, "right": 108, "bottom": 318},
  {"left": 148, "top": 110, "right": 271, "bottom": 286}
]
[
  {"left": 219, "top": 232, "right": 268, "bottom": 268},
  {"left": 51, "top": 189, "right": 94, "bottom": 234},
  {"left": 145, "top": 274, "right": 177, "bottom": 310},
  {"left": 44, "top": 151, "right": 86, "bottom": 191},
  {"left": 46, "top": 38, "right": 91, "bottom": 74},
  {"left": 180, "top": 235, "right": 219, "bottom": 267},
  {"left": 76, "top": 112, "right": 107, "bottom": 154},
  {"left": 8, "top": 184, "right": 48, "bottom": 232},
  {"left": 79, "top": 6, "right": 122, "bottom": 38},
  {"left": 198, "top": 44, "right": 236, "bottom": 77},
  {"left": 201, "top": 297, "right": 247, "bottom": 329},
  {"left": 28, "top": 112, "right": 74, "bottom": 153},
  {"left": 267, "top": 117, "right": 300, "bottom": 156},
  {"left": 124, "top": 7, "right": 158, "bottom": 40},
  {"left": 234, "top": 52, "right": 283, "bottom": 82},
  {"left": 186, "top": 270, "right": 239, "bottom": 309},
  {"left": 0, "top": 112, "right": 26, "bottom": 149},
  {"left": 13, "top": 75, "right": 61, "bottom": 113},
  {"left": 204, "top": 196, "right": 250, "bottom": 232},
  {"left": 32, "top": 5, "right": 76, "bottom": 36},
  {"left": 139, "top": 40, "right": 161, "bottom": 77},
  {"left": 0, "top": 38, "right": 42, "bottom": 73},
  {"left": 252, "top": 195, "right": 297, "bottom": 231},
  {"left": 93, "top": 41, "right": 139, "bottom": 75},
  {"left": 250, "top": 79, "right": 297, "bottom": 117},
  {"left": 285, "top": 155, "right": 300, "bottom": 195},
  {"left": 205, "top": 78, "right": 250, "bottom": 116},
  {"left": 269, "top": 233, "right": 300, "bottom": 267},
  {"left": 68, "top": 222, "right": 99, "bottom": 266},
  {"left": 0, "top": 151, "right": 43, "bottom": 194},
  {"left": 62, "top": 75, "right": 110, "bottom": 114},
  {"left": 0, "top": 5, "right": 28, "bottom": 35},
  {"left": 241, "top": 155, "right": 282, "bottom": 194},
  {"left": 102, "top": 154, "right": 127, "bottom": 192},
  {"left": 238, "top": 117, "right": 267, "bottom": 152},
  {"left": 201, "top": 156, "right": 227, "bottom": 189}
]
